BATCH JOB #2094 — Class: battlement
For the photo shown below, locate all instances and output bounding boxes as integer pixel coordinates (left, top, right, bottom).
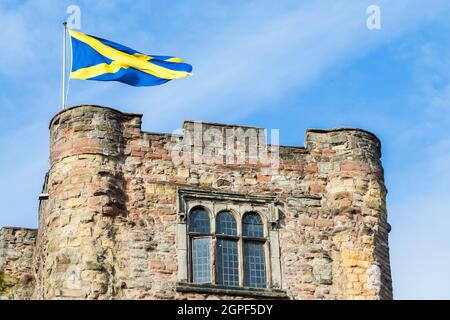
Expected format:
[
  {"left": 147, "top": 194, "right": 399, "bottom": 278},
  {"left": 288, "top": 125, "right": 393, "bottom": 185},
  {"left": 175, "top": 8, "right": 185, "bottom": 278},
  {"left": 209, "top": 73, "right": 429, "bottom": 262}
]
[
  {"left": 50, "top": 105, "right": 381, "bottom": 147},
  {"left": 49, "top": 105, "right": 382, "bottom": 167}
]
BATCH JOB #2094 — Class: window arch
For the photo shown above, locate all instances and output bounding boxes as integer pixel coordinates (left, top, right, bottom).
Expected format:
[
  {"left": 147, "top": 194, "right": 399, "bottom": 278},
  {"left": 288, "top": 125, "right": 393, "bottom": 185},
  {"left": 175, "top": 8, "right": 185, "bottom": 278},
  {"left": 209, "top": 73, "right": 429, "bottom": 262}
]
[
  {"left": 188, "top": 207, "right": 211, "bottom": 284},
  {"left": 216, "top": 211, "right": 237, "bottom": 236},
  {"left": 242, "top": 212, "right": 266, "bottom": 288},
  {"left": 216, "top": 211, "right": 239, "bottom": 286},
  {"left": 188, "top": 207, "right": 211, "bottom": 233},
  {"left": 243, "top": 212, "right": 264, "bottom": 238}
]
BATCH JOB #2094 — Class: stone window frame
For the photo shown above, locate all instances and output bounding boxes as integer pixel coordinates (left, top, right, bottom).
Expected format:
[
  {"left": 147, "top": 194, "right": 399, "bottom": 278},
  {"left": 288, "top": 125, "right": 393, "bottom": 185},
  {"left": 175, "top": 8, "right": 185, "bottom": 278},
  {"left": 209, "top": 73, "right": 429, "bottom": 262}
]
[
  {"left": 188, "top": 207, "right": 267, "bottom": 287},
  {"left": 176, "top": 188, "right": 286, "bottom": 298}
]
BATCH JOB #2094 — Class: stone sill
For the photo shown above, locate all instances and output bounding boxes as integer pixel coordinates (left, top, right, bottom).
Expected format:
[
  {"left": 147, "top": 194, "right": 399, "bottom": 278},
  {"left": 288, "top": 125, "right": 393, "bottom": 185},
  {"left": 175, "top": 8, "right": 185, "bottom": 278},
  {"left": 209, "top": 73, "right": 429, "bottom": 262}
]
[{"left": 176, "top": 283, "right": 288, "bottom": 299}]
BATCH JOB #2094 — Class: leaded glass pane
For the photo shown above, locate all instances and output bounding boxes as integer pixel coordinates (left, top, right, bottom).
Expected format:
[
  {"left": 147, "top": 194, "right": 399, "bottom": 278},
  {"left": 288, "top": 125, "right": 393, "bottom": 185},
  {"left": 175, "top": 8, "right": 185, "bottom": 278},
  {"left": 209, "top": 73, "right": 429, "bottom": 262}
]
[
  {"left": 188, "top": 208, "right": 210, "bottom": 233},
  {"left": 192, "top": 238, "right": 211, "bottom": 284},
  {"left": 243, "top": 213, "right": 264, "bottom": 238},
  {"left": 216, "top": 211, "right": 237, "bottom": 236},
  {"left": 244, "top": 241, "right": 266, "bottom": 288},
  {"left": 217, "top": 239, "right": 239, "bottom": 286}
]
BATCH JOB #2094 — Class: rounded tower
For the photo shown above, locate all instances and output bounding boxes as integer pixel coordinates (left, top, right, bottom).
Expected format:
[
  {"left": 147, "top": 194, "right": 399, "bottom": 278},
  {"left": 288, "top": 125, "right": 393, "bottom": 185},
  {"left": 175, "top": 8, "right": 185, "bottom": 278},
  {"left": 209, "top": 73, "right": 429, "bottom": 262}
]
[
  {"left": 304, "top": 128, "right": 392, "bottom": 300},
  {"left": 37, "top": 105, "right": 137, "bottom": 299}
]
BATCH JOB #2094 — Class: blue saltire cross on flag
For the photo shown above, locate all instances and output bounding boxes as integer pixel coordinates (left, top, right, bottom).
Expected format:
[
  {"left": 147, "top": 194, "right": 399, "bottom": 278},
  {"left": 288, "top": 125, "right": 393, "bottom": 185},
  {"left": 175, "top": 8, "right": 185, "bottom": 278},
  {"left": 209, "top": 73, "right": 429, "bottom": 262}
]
[{"left": 69, "top": 30, "right": 193, "bottom": 87}]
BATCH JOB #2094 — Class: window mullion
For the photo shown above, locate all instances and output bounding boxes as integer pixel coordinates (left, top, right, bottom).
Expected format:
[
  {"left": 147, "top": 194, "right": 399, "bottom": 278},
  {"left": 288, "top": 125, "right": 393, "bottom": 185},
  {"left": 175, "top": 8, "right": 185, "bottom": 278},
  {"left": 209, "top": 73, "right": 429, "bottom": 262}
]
[
  {"left": 211, "top": 236, "right": 217, "bottom": 284},
  {"left": 264, "top": 240, "right": 271, "bottom": 289},
  {"left": 238, "top": 236, "right": 244, "bottom": 286},
  {"left": 188, "top": 236, "right": 192, "bottom": 283}
]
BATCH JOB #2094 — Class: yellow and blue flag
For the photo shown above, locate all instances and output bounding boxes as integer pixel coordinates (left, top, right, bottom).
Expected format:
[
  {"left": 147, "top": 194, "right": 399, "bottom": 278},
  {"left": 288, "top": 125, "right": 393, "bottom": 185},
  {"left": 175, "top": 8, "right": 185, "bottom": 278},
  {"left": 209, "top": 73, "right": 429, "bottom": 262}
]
[{"left": 69, "top": 30, "right": 192, "bottom": 87}]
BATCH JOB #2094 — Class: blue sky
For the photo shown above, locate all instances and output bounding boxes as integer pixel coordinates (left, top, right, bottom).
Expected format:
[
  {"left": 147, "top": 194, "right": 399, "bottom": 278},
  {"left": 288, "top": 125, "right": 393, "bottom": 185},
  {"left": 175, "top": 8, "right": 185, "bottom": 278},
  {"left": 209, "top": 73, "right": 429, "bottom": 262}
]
[{"left": 1, "top": 0, "right": 450, "bottom": 299}]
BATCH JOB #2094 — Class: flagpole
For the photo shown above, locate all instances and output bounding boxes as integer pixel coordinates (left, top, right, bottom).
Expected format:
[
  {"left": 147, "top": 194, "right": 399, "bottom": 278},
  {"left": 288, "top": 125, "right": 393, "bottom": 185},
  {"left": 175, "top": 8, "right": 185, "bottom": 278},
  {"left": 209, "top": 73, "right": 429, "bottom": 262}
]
[
  {"left": 65, "top": 23, "right": 73, "bottom": 109},
  {"left": 61, "top": 22, "right": 67, "bottom": 110}
]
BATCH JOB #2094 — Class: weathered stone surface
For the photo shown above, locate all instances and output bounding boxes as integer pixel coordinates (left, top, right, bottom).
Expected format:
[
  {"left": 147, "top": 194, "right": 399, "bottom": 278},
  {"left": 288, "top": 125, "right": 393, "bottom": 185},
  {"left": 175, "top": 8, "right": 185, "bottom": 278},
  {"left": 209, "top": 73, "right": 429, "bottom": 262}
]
[
  {"left": 0, "top": 227, "right": 37, "bottom": 299},
  {"left": 0, "top": 105, "right": 393, "bottom": 300}
]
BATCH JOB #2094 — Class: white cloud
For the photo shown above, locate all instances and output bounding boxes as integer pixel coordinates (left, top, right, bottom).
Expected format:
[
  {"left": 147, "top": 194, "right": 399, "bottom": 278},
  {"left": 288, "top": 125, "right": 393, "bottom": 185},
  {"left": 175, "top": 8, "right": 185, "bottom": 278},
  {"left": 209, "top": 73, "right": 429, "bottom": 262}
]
[
  {"left": 0, "top": 121, "right": 48, "bottom": 228},
  {"left": 384, "top": 32, "right": 450, "bottom": 299},
  {"left": 63, "top": 0, "right": 450, "bottom": 132},
  {"left": 1, "top": 0, "right": 450, "bottom": 299}
]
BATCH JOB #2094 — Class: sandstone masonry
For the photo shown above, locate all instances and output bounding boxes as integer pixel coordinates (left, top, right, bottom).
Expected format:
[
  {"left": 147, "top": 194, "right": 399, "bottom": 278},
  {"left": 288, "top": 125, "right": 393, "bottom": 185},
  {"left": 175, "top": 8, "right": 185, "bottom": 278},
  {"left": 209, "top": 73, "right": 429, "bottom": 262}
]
[
  {"left": 0, "top": 105, "right": 393, "bottom": 300},
  {"left": 0, "top": 227, "right": 37, "bottom": 299}
]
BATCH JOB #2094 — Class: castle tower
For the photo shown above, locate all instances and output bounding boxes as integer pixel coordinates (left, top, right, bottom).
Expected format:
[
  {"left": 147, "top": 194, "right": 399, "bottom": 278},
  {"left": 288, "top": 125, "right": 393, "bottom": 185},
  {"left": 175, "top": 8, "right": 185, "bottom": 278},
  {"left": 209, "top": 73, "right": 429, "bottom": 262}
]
[
  {"left": 302, "top": 129, "right": 392, "bottom": 299},
  {"left": 1, "top": 105, "right": 392, "bottom": 300},
  {"left": 34, "top": 106, "right": 135, "bottom": 299}
]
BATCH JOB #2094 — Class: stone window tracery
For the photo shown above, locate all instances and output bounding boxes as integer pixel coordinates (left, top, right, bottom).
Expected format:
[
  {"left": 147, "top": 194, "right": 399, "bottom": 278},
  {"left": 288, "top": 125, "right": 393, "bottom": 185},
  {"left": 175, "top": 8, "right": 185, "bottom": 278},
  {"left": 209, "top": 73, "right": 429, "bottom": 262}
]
[
  {"left": 176, "top": 188, "right": 283, "bottom": 295},
  {"left": 185, "top": 206, "right": 270, "bottom": 288}
]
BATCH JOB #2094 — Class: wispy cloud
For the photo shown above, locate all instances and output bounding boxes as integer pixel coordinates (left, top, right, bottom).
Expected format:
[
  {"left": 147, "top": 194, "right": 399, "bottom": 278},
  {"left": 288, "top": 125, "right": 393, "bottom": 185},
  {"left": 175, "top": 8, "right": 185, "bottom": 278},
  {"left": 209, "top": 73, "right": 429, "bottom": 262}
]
[
  {"left": 0, "top": 121, "right": 48, "bottom": 228},
  {"left": 1, "top": 0, "right": 450, "bottom": 299},
  {"left": 384, "top": 31, "right": 450, "bottom": 299},
  {"left": 66, "top": 0, "right": 450, "bottom": 131}
]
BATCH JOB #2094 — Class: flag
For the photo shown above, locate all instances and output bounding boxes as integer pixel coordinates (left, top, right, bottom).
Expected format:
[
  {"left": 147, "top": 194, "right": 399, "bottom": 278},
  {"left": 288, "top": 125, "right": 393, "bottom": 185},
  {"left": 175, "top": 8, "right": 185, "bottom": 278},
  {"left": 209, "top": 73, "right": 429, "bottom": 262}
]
[{"left": 69, "top": 30, "right": 193, "bottom": 87}]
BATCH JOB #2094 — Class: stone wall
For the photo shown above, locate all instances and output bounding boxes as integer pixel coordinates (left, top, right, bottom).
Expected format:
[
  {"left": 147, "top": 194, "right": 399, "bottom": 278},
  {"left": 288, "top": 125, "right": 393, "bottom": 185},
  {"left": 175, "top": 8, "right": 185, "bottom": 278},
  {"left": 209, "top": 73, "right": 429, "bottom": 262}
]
[
  {"left": 0, "top": 227, "right": 37, "bottom": 299},
  {"left": 29, "top": 105, "right": 392, "bottom": 299}
]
